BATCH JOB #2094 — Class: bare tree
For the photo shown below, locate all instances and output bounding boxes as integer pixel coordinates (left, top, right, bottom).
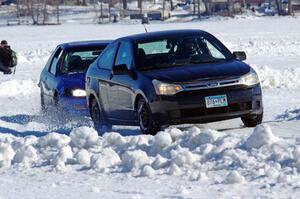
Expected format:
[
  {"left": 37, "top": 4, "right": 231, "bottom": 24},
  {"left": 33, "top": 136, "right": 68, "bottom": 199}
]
[
  {"left": 204, "top": 0, "right": 211, "bottom": 15},
  {"left": 275, "top": 0, "right": 281, "bottom": 15},
  {"left": 288, "top": 0, "right": 292, "bottom": 15},
  {"left": 197, "top": 0, "right": 200, "bottom": 18},
  {"left": 121, "top": 0, "right": 127, "bottom": 10}
]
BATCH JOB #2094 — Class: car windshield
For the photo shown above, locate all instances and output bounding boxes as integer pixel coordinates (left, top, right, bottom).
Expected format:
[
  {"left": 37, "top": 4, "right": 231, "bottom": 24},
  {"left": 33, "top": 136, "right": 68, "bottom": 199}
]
[
  {"left": 135, "top": 35, "right": 233, "bottom": 71},
  {"left": 60, "top": 47, "right": 105, "bottom": 74}
]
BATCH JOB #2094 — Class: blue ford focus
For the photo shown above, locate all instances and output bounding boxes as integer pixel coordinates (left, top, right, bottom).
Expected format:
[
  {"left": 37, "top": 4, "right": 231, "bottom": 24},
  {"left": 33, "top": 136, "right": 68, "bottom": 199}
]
[{"left": 39, "top": 40, "right": 111, "bottom": 116}]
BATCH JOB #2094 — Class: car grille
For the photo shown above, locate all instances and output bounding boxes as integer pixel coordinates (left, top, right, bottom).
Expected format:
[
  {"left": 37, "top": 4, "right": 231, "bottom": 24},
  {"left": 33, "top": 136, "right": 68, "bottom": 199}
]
[
  {"left": 182, "top": 78, "right": 240, "bottom": 91},
  {"left": 178, "top": 101, "right": 252, "bottom": 118}
]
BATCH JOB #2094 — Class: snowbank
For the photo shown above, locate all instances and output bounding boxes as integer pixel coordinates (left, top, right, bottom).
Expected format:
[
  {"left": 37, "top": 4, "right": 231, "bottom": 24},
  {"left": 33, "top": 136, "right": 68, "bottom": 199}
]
[
  {"left": 254, "top": 65, "right": 300, "bottom": 89},
  {"left": 0, "top": 124, "right": 299, "bottom": 186},
  {"left": 276, "top": 107, "right": 300, "bottom": 121}
]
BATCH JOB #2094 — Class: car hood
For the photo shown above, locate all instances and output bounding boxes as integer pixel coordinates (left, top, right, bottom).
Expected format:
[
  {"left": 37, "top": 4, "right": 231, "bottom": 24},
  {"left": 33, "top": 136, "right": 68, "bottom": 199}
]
[
  {"left": 61, "top": 73, "right": 86, "bottom": 89},
  {"left": 142, "top": 60, "right": 251, "bottom": 83}
]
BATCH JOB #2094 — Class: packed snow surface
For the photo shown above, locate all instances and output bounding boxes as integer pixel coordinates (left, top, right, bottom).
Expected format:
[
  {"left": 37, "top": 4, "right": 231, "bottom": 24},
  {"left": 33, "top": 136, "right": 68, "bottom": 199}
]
[{"left": 0, "top": 15, "right": 300, "bottom": 198}]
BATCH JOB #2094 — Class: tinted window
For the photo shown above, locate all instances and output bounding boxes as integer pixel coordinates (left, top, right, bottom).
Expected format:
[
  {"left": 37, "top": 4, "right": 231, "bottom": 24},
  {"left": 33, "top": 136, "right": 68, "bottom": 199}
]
[
  {"left": 60, "top": 47, "right": 105, "bottom": 74},
  {"left": 136, "top": 35, "right": 232, "bottom": 71},
  {"left": 98, "top": 42, "right": 119, "bottom": 70},
  {"left": 115, "top": 42, "right": 133, "bottom": 68},
  {"left": 49, "top": 48, "right": 63, "bottom": 75}
]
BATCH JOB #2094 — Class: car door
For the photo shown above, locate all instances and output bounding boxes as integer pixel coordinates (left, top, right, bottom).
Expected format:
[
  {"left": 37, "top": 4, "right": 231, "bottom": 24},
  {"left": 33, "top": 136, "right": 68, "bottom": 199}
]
[
  {"left": 43, "top": 47, "right": 63, "bottom": 105},
  {"left": 108, "top": 41, "right": 136, "bottom": 121},
  {"left": 96, "top": 42, "right": 119, "bottom": 116}
]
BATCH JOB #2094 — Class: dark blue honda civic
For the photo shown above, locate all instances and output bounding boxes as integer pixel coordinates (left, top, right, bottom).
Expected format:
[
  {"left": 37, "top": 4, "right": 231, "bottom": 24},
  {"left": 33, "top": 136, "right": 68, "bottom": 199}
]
[
  {"left": 86, "top": 30, "right": 263, "bottom": 134},
  {"left": 39, "top": 40, "right": 111, "bottom": 116}
]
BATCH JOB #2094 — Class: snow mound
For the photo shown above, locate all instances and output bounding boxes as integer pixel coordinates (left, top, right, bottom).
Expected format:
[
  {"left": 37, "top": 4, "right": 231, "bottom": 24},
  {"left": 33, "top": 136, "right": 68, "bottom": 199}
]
[
  {"left": 276, "top": 107, "right": 300, "bottom": 121},
  {"left": 0, "top": 124, "right": 299, "bottom": 185},
  {"left": 17, "top": 49, "right": 52, "bottom": 64},
  {"left": 255, "top": 66, "right": 300, "bottom": 89},
  {"left": 244, "top": 124, "right": 280, "bottom": 149}
]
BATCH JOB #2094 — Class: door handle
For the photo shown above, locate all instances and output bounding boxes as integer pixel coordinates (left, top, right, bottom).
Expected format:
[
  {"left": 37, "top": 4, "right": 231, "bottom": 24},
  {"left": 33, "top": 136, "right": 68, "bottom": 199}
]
[{"left": 109, "top": 73, "right": 113, "bottom": 80}]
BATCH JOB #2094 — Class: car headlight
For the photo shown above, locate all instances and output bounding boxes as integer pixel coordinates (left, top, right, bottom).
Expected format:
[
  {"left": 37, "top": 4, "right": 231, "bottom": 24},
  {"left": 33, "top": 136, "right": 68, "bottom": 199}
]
[
  {"left": 65, "top": 89, "right": 86, "bottom": 97},
  {"left": 239, "top": 69, "right": 260, "bottom": 86},
  {"left": 152, "top": 79, "right": 183, "bottom": 95}
]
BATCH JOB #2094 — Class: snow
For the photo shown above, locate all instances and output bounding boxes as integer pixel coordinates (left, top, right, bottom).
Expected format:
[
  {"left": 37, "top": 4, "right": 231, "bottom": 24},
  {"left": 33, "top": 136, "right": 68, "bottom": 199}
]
[
  {"left": 244, "top": 124, "right": 280, "bottom": 149},
  {"left": 70, "top": 126, "right": 99, "bottom": 149},
  {"left": 226, "top": 171, "right": 245, "bottom": 184},
  {"left": 0, "top": 12, "right": 300, "bottom": 198}
]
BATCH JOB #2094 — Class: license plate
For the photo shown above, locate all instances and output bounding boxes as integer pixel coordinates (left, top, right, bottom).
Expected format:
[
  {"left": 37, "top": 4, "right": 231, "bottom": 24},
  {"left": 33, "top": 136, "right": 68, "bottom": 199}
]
[{"left": 205, "top": 95, "right": 228, "bottom": 108}]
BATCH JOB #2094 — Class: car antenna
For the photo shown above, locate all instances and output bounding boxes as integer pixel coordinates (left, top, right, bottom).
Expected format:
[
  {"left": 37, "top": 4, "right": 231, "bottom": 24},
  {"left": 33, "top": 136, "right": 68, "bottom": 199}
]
[{"left": 143, "top": 24, "right": 148, "bottom": 33}]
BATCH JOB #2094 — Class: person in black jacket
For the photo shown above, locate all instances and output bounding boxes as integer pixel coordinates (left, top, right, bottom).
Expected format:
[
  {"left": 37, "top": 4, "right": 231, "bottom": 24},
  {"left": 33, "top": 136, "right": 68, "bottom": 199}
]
[{"left": 0, "top": 40, "right": 12, "bottom": 74}]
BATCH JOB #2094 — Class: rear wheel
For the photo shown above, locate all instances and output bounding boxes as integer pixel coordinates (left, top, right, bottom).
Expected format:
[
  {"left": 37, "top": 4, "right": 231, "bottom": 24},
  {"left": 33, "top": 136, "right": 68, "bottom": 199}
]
[
  {"left": 90, "top": 98, "right": 111, "bottom": 134},
  {"left": 137, "top": 99, "right": 160, "bottom": 135},
  {"left": 241, "top": 113, "right": 263, "bottom": 127}
]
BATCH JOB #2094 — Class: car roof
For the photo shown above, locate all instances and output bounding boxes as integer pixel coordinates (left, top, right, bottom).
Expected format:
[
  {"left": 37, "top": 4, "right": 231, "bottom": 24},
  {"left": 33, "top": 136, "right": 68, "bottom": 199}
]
[
  {"left": 60, "top": 40, "right": 112, "bottom": 50},
  {"left": 119, "top": 29, "right": 209, "bottom": 42}
]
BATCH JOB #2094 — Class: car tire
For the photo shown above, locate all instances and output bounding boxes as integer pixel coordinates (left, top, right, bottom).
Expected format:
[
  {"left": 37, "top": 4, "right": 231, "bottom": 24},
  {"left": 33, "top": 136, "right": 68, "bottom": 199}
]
[
  {"left": 137, "top": 98, "right": 160, "bottom": 135},
  {"left": 90, "top": 98, "right": 112, "bottom": 134},
  {"left": 241, "top": 113, "right": 263, "bottom": 127}
]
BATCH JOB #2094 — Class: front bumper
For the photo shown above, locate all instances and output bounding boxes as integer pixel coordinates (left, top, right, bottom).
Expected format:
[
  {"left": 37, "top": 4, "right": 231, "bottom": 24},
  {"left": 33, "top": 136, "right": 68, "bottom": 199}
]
[
  {"left": 59, "top": 97, "right": 89, "bottom": 117},
  {"left": 149, "top": 84, "right": 263, "bottom": 125}
]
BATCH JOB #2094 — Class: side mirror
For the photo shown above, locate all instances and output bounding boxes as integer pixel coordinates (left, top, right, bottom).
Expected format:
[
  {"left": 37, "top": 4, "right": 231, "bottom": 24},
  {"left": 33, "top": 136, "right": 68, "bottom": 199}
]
[
  {"left": 233, "top": 51, "right": 247, "bottom": 61},
  {"left": 113, "top": 64, "right": 130, "bottom": 75}
]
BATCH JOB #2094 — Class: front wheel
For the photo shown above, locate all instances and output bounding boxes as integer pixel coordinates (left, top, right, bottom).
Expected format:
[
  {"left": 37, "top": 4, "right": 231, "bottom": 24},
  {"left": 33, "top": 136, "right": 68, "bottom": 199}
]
[
  {"left": 90, "top": 98, "right": 111, "bottom": 134},
  {"left": 241, "top": 113, "right": 263, "bottom": 127},
  {"left": 137, "top": 99, "right": 160, "bottom": 135}
]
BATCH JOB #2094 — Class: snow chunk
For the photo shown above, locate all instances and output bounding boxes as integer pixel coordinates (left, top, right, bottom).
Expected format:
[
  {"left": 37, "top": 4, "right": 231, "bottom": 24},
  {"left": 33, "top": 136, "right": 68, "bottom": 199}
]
[
  {"left": 91, "top": 148, "right": 121, "bottom": 170},
  {"left": 171, "top": 148, "right": 200, "bottom": 167},
  {"left": 244, "top": 125, "right": 279, "bottom": 150},
  {"left": 75, "top": 149, "right": 90, "bottom": 165},
  {"left": 266, "top": 167, "right": 280, "bottom": 179},
  {"left": 166, "top": 128, "right": 183, "bottom": 141},
  {"left": 196, "top": 129, "right": 216, "bottom": 145},
  {"left": 53, "top": 146, "right": 73, "bottom": 167},
  {"left": 189, "top": 171, "right": 209, "bottom": 181},
  {"left": 0, "top": 142, "right": 15, "bottom": 168},
  {"left": 103, "top": 132, "right": 126, "bottom": 147},
  {"left": 293, "top": 146, "right": 300, "bottom": 160},
  {"left": 140, "top": 165, "right": 156, "bottom": 177},
  {"left": 38, "top": 133, "right": 70, "bottom": 149},
  {"left": 121, "top": 150, "right": 152, "bottom": 171},
  {"left": 226, "top": 171, "right": 245, "bottom": 184},
  {"left": 168, "top": 164, "right": 182, "bottom": 176},
  {"left": 152, "top": 154, "right": 169, "bottom": 170},
  {"left": 13, "top": 145, "right": 38, "bottom": 166},
  {"left": 70, "top": 127, "right": 99, "bottom": 149},
  {"left": 153, "top": 131, "right": 173, "bottom": 150}
]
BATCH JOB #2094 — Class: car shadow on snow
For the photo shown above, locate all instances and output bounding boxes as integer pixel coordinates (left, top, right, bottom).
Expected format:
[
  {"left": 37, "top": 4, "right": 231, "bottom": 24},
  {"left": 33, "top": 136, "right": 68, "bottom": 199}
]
[
  {"left": 0, "top": 114, "right": 143, "bottom": 137},
  {"left": 0, "top": 114, "right": 92, "bottom": 137}
]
